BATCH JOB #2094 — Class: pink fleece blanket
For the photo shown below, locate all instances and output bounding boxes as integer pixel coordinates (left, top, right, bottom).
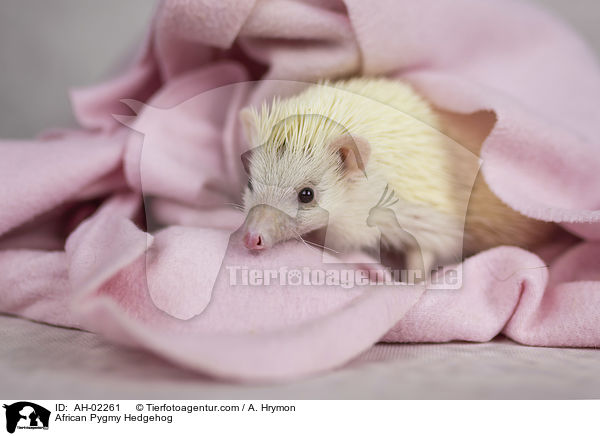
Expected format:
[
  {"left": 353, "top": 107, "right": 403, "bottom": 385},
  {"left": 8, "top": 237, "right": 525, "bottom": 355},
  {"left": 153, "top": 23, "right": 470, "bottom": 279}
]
[{"left": 2, "top": 0, "right": 600, "bottom": 382}]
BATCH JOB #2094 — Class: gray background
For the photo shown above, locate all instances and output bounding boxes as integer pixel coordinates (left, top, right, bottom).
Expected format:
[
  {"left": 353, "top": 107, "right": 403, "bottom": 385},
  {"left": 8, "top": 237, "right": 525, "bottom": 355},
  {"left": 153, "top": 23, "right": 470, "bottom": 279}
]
[
  {"left": 0, "top": 0, "right": 154, "bottom": 138},
  {"left": 0, "top": 0, "right": 599, "bottom": 139}
]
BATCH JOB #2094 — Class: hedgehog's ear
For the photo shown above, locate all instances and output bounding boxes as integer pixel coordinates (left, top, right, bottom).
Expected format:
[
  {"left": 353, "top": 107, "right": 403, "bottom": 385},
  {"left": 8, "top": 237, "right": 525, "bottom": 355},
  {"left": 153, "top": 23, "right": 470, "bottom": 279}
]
[
  {"left": 240, "top": 107, "right": 258, "bottom": 144},
  {"left": 241, "top": 149, "right": 253, "bottom": 175},
  {"left": 329, "top": 134, "right": 370, "bottom": 177}
]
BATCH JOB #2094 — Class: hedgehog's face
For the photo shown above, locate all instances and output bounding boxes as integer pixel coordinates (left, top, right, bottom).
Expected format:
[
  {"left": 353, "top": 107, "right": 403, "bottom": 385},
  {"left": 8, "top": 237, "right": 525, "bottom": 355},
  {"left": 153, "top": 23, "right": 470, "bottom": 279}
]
[
  {"left": 240, "top": 135, "right": 370, "bottom": 251},
  {"left": 241, "top": 145, "right": 337, "bottom": 250}
]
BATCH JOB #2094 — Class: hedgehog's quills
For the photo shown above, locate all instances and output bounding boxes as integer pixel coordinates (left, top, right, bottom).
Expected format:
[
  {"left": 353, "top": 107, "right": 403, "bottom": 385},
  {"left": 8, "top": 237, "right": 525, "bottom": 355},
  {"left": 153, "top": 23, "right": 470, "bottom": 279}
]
[{"left": 239, "top": 78, "right": 557, "bottom": 275}]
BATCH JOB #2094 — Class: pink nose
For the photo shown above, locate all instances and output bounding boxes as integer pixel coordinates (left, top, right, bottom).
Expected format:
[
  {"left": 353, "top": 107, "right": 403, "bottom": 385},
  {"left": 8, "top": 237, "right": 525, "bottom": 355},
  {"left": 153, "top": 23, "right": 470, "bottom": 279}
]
[{"left": 243, "top": 231, "right": 265, "bottom": 250}]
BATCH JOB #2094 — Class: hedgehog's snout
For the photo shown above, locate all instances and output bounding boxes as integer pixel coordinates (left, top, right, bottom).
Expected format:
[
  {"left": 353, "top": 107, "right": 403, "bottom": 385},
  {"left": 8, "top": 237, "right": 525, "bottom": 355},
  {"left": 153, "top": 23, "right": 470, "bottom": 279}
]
[
  {"left": 243, "top": 231, "right": 264, "bottom": 250},
  {"left": 242, "top": 204, "right": 295, "bottom": 251}
]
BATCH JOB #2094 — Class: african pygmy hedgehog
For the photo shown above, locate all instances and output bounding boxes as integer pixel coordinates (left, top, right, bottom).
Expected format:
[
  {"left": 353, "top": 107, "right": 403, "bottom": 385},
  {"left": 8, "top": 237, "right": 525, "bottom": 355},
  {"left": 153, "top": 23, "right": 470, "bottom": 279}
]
[{"left": 239, "top": 78, "right": 555, "bottom": 273}]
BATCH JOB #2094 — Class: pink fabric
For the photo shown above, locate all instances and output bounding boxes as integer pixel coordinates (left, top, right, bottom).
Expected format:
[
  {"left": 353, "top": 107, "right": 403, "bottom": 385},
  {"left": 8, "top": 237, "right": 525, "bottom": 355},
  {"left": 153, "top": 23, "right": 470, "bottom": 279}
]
[{"left": 1, "top": 0, "right": 600, "bottom": 381}]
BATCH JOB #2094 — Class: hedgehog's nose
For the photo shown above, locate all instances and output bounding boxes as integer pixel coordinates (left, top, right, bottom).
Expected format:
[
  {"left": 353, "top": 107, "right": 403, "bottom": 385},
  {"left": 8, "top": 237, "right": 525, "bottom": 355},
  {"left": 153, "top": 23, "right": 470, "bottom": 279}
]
[{"left": 243, "top": 231, "right": 265, "bottom": 250}]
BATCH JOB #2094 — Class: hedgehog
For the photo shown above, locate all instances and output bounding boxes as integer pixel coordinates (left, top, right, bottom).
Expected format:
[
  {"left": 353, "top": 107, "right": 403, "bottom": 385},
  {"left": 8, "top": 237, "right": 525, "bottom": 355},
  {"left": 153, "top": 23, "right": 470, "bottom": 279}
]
[{"left": 239, "top": 78, "right": 556, "bottom": 274}]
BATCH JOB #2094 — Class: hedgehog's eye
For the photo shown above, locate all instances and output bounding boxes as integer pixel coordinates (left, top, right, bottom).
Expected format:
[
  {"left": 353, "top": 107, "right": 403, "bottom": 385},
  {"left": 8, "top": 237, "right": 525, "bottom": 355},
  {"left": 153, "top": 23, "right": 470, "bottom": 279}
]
[
  {"left": 247, "top": 179, "right": 253, "bottom": 192},
  {"left": 298, "top": 187, "right": 314, "bottom": 204}
]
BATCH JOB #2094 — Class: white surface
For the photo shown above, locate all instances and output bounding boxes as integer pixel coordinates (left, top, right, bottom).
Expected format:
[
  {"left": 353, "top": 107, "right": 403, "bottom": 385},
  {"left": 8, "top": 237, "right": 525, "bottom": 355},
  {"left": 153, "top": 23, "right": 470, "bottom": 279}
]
[{"left": 2, "top": 315, "right": 600, "bottom": 399}]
